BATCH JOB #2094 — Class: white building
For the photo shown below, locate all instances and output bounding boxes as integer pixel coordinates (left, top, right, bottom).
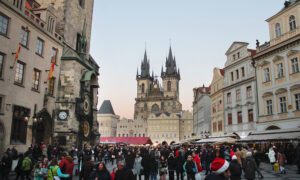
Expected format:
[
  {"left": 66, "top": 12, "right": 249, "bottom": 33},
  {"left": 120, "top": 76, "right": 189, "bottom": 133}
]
[
  {"left": 97, "top": 100, "right": 119, "bottom": 137},
  {"left": 223, "top": 42, "right": 257, "bottom": 138},
  {"left": 193, "top": 85, "right": 211, "bottom": 137}
]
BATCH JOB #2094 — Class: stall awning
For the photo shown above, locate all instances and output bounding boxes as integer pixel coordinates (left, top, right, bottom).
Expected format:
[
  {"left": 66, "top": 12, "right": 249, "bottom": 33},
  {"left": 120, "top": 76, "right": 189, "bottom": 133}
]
[
  {"left": 238, "top": 128, "right": 300, "bottom": 142},
  {"left": 196, "top": 137, "right": 236, "bottom": 144},
  {"left": 100, "top": 137, "right": 153, "bottom": 145}
]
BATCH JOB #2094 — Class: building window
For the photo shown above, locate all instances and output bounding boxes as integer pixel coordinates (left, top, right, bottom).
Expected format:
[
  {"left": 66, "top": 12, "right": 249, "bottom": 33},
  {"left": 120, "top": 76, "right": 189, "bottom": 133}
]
[
  {"left": 218, "top": 121, "right": 222, "bottom": 131},
  {"left": 0, "top": 53, "right": 4, "bottom": 78},
  {"left": 277, "top": 63, "right": 284, "bottom": 78},
  {"left": 0, "top": 13, "right": 9, "bottom": 35},
  {"left": 233, "top": 54, "right": 236, "bottom": 60},
  {"left": 236, "top": 69, "right": 239, "bottom": 79},
  {"left": 291, "top": 57, "right": 299, "bottom": 73},
  {"left": 237, "top": 52, "right": 240, "bottom": 59},
  {"left": 79, "top": 0, "right": 85, "bottom": 8},
  {"left": 51, "top": 48, "right": 58, "bottom": 63},
  {"left": 141, "top": 83, "right": 145, "bottom": 93},
  {"left": 275, "top": 23, "right": 281, "bottom": 38},
  {"left": 48, "top": 77, "right": 55, "bottom": 96},
  {"left": 264, "top": 68, "right": 270, "bottom": 82},
  {"left": 279, "top": 96, "right": 287, "bottom": 113},
  {"left": 14, "top": 61, "right": 25, "bottom": 85},
  {"left": 237, "top": 111, "right": 242, "bottom": 124},
  {"left": 213, "top": 122, "right": 217, "bottom": 132},
  {"left": 246, "top": 86, "right": 252, "bottom": 98},
  {"left": 10, "top": 105, "right": 30, "bottom": 144},
  {"left": 32, "top": 69, "right": 41, "bottom": 91},
  {"left": 248, "top": 109, "right": 253, "bottom": 122},
  {"left": 289, "top": 15, "right": 296, "bottom": 31},
  {"left": 227, "top": 113, "right": 232, "bottom": 125},
  {"left": 76, "top": 33, "right": 82, "bottom": 52},
  {"left": 236, "top": 89, "right": 241, "bottom": 101},
  {"left": 241, "top": 67, "right": 245, "bottom": 77},
  {"left": 227, "top": 93, "right": 231, "bottom": 104},
  {"left": 35, "top": 38, "right": 44, "bottom": 56},
  {"left": 295, "top": 93, "right": 300, "bottom": 111},
  {"left": 167, "top": 81, "right": 171, "bottom": 91},
  {"left": 20, "top": 27, "right": 29, "bottom": 47},
  {"left": 266, "top": 100, "right": 273, "bottom": 115},
  {"left": 231, "top": 72, "right": 234, "bottom": 81},
  {"left": 13, "top": 0, "right": 23, "bottom": 10}
]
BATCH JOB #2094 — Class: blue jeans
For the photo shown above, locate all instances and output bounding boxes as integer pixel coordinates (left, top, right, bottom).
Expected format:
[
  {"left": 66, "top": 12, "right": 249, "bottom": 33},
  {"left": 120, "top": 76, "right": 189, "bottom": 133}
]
[{"left": 150, "top": 172, "right": 157, "bottom": 180}]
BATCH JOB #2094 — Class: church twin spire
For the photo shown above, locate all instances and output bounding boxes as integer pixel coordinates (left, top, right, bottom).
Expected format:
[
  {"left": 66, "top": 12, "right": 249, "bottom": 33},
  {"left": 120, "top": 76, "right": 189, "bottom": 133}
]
[{"left": 137, "top": 46, "right": 180, "bottom": 80}]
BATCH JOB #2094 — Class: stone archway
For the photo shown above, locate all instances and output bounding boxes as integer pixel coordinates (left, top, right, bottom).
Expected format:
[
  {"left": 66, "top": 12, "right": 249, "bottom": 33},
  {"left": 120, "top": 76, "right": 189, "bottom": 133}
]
[
  {"left": 35, "top": 108, "right": 53, "bottom": 144},
  {"left": 266, "top": 125, "right": 280, "bottom": 130}
]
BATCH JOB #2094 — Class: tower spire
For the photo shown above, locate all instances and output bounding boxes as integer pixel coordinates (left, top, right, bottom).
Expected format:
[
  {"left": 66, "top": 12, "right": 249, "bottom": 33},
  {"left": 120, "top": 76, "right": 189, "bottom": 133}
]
[{"left": 140, "top": 49, "right": 150, "bottom": 78}]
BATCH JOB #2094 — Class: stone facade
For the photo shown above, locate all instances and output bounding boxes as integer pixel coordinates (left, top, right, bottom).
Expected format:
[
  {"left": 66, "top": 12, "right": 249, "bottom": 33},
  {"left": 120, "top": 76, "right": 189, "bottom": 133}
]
[
  {"left": 254, "top": 0, "right": 300, "bottom": 131},
  {"left": 223, "top": 42, "right": 257, "bottom": 137},
  {"left": 210, "top": 68, "right": 225, "bottom": 136},
  {"left": 193, "top": 85, "right": 211, "bottom": 137},
  {"left": 0, "top": 0, "right": 63, "bottom": 153}
]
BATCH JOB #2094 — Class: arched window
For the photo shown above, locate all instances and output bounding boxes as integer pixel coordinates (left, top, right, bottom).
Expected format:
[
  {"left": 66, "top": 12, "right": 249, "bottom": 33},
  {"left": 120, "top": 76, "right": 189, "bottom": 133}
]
[
  {"left": 275, "top": 23, "right": 281, "bottom": 38},
  {"left": 167, "top": 81, "right": 171, "bottom": 91},
  {"left": 141, "top": 83, "right": 145, "bottom": 93},
  {"left": 289, "top": 15, "right": 296, "bottom": 31},
  {"left": 151, "top": 104, "right": 160, "bottom": 113}
]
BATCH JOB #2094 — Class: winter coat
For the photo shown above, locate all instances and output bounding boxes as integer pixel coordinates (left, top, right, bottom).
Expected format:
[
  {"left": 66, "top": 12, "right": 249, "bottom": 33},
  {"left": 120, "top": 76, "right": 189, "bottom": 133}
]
[
  {"left": 268, "top": 149, "right": 276, "bottom": 163},
  {"left": 22, "top": 156, "right": 32, "bottom": 172},
  {"left": 243, "top": 157, "right": 257, "bottom": 180},
  {"left": 277, "top": 152, "right": 286, "bottom": 166},
  {"left": 159, "top": 159, "right": 168, "bottom": 175},
  {"left": 59, "top": 158, "right": 74, "bottom": 177},
  {"left": 96, "top": 169, "right": 111, "bottom": 180},
  {"left": 133, "top": 156, "right": 143, "bottom": 175},
  {"left": 125, "top": 154, "right": 135, "bottom": 169},
  {"left": 80, "top": 160, "right": 94, "bottom": 180},
  {"left": 229, "top": 159, "right": 242, "bottom": 180},
  {"left": 167, "top": 156, "right": 177, "bottom": 171},
  {"left": 183, "top": 160, "right": 197, "bottom": 175},
  {"left": 149, "top": 157, "right": 158, "bottom": 174},
  {"left": 47, "top": 165, "right": 69, "bottom": 180},
  {"left": 193, "top": 154, "right": 202, "bottom": 172},
  {"left": 115, "top": 168, "right": 135, "bottom": 180},
  {"left": 141, "top": 154, "right": 151, "bottom": 173},
  {"left": 0, "top": 154, "right": 12, "bottom": 175},
  {"left": 205, "top": 173, "right": 228, "bottom": 180}
]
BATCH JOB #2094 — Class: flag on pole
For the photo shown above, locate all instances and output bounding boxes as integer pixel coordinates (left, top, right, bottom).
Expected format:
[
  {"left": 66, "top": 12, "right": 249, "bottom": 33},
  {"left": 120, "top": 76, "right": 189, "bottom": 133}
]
[
  {"left": 11, "top": 43, "right": 21, "bottom": 68},
  {"left": 48, "top": 56, "right": 55, "bottom": 80}
]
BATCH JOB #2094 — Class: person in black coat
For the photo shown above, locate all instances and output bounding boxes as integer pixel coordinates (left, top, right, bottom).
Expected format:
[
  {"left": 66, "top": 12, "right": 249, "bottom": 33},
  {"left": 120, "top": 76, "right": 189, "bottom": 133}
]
[
  {"left": 0, "top": 152, "right": 12, "bottom": 180},
  {"left": 125, "top": 151, "right": 135, "bottom": 170},
  {"left": 167, "top": 153, "right": 177, "bottom": 180},
  {"left": 95, "top": 162, "right": 111, "bottom": 180},
  {"left": 296, "top": 145, "right": 300, "bottom": 174},
  {"left": 141, "top": 150, "right": 151, "bottom": 180},
  {"left": 175, "top": 151, "right": 185, "bottom": 180},
  {"left": 115, "top": 161, "right": 135, "bottom": 180},
  {"left": 229, "top": 155, "right": 242, "bottom": 180},
  {"left": 205, "top": 158, "right": 230, "bottom": 180},
  {"left": 80, "top": 156, "right": 94, "bottom": 180}
]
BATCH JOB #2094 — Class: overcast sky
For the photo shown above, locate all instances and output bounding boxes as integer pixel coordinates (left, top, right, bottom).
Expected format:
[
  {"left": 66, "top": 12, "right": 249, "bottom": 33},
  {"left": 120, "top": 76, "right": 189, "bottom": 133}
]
[{"left": 90, "top": 0, "right": 285, "bottom": 119}]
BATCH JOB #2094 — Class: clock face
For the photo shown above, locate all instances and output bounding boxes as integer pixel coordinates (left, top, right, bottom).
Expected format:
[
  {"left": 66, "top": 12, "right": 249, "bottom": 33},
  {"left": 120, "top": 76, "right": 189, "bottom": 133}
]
[
  {"left": 58, "top": 111, "right": 68, "bottom": 120},
  {"left": 83, "top": 94, "right": 91, "bottom": 115}
]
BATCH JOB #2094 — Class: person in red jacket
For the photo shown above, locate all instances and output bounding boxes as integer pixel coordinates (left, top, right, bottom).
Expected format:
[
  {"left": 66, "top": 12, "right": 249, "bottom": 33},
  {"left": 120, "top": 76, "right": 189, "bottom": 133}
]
[
  {"left": 192, "top": 151, "right": 202, "bottom": 172},
  {"left": 59, "top": 155, "right": 75, "bottom": 180},
  {"left": 110, "top": 167, "right": 117, "bottom": 180}
]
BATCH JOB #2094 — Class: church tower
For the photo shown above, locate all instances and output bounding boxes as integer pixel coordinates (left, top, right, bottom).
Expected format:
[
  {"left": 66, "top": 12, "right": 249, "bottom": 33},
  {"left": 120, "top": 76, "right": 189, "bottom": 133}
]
[
  {"left": 161, "top": 47, "right": 181, "bottom": 100},
  {"left": 134, "top": 50, "right": 153, "bottom": 119}
]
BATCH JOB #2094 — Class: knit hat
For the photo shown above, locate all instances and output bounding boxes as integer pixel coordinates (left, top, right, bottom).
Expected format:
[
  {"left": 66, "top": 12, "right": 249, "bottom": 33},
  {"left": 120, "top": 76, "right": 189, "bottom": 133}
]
[
  {"left": 210, "top": 158, "right": 229, "bottom": 174},
  {"left": 232, "top": 155, "right": 237, "bottom": 160}
]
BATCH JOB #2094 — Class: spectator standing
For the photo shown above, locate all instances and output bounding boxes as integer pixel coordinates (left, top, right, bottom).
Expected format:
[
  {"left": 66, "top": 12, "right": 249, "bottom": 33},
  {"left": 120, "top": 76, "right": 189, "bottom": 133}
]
[
  {"left": 229, "top": 155, "right": 242, "bottom": 180},
  {"left": 159, "top": 156, "right": 168, "bottom": 180},
  {"left": 205, "top": 158, "right": 230, "bottom": 180},
  {"left": 59, "top": 155, "right": 74, "bottom": 180},
  {"left": 79, "top": 156, "right": 94, "bottom": 180},
  {"left": 47, "top": 159, "right": 70, "bottom": 180},
  {"left": 133, "top": 153, "right": 143, "bottom": 180},
  {"left": 95, "top": 162, "right": 111, "bottom": 180},
  {"left": 0, "top": 152, "right": 12, "bottom": 180},
  {"left": 115, "top": 161, "right": 135, "bottom": 180},
  {"left": 167, "top": 153, "right": 177, "bottom": 180},
  {"left": 183, "top": 155, "right": 197, "bottom": 180}
]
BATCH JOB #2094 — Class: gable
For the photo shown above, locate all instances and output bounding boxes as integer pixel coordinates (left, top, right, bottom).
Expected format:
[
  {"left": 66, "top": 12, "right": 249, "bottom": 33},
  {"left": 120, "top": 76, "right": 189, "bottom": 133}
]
[{"left": 225, "top": 41, "right": 249, "bottom": 55}]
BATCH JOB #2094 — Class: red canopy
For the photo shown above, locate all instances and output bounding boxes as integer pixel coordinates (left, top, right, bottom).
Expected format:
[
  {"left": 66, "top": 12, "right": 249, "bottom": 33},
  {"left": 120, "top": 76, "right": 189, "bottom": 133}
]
[{"left": 100, "top": 137, "right": 152, "bottom": 145}]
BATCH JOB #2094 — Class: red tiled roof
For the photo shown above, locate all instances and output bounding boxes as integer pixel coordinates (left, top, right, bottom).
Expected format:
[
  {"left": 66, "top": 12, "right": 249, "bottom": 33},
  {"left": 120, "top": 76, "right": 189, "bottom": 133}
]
[{"left": 100, "top": 137, "right": 153, "bottom": 145}]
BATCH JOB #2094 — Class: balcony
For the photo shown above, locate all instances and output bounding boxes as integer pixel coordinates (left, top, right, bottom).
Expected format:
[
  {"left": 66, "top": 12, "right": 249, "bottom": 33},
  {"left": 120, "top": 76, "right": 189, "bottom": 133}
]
[{"left": 226, "top": 122, "right": 255, "bottom": 133}]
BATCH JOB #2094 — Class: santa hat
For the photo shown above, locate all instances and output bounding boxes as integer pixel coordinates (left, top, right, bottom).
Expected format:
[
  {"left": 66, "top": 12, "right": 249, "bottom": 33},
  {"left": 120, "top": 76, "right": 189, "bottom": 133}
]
[
  {"left": 232, "top": 155, "right": 237, "bottom": 160},
  {"left": 210, "top": 158, "right": 229, "bottom": 174}
]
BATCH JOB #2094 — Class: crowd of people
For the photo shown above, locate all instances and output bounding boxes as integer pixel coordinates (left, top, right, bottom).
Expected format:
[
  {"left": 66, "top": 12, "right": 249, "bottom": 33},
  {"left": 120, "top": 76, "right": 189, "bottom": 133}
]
[{"left": 0, "top": 142, "right": 300, "bottom": 180}]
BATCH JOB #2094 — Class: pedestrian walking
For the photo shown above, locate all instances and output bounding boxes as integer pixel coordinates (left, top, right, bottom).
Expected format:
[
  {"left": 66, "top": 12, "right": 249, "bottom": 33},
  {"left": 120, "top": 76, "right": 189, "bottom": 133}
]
[
  {"left": 0, "top": 152, "right": 12, "bottom": 180},
  {"left": 267, "top": 146, "right": 276, "bottom": 170},
  {"left": 243, "top": 152, "right": 263, "bottom": 180},
  {"left": 79, "top": 156, "right": 94, "bottom": 180},
  {"left": 277, "top": 149, "right": 286, "bottom": 174},
  {"left": 229, "top": 155, "right": 242, "bottom": 180}
]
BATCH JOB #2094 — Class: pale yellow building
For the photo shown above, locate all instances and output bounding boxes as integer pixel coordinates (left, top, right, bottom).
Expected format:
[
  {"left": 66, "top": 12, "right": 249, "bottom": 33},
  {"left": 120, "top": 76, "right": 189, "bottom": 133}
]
[
  {"left": 0, "top": 0, "right": 63, "bottom": 152},
  {"left": 210, "top": 68, "right": 225, "bottom": 136},
  {"left": 116, "top": 118, "right": 147, "bottom": 138},
  {"left": 254, "top": 0, "right": 300, "bottom": 131}
]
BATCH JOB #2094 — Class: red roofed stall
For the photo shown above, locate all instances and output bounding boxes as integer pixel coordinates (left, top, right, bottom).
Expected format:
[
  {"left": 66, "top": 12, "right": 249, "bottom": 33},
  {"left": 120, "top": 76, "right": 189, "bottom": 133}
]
[{"left": 100, "top": 137, "right": 152, "bottom": 145}]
